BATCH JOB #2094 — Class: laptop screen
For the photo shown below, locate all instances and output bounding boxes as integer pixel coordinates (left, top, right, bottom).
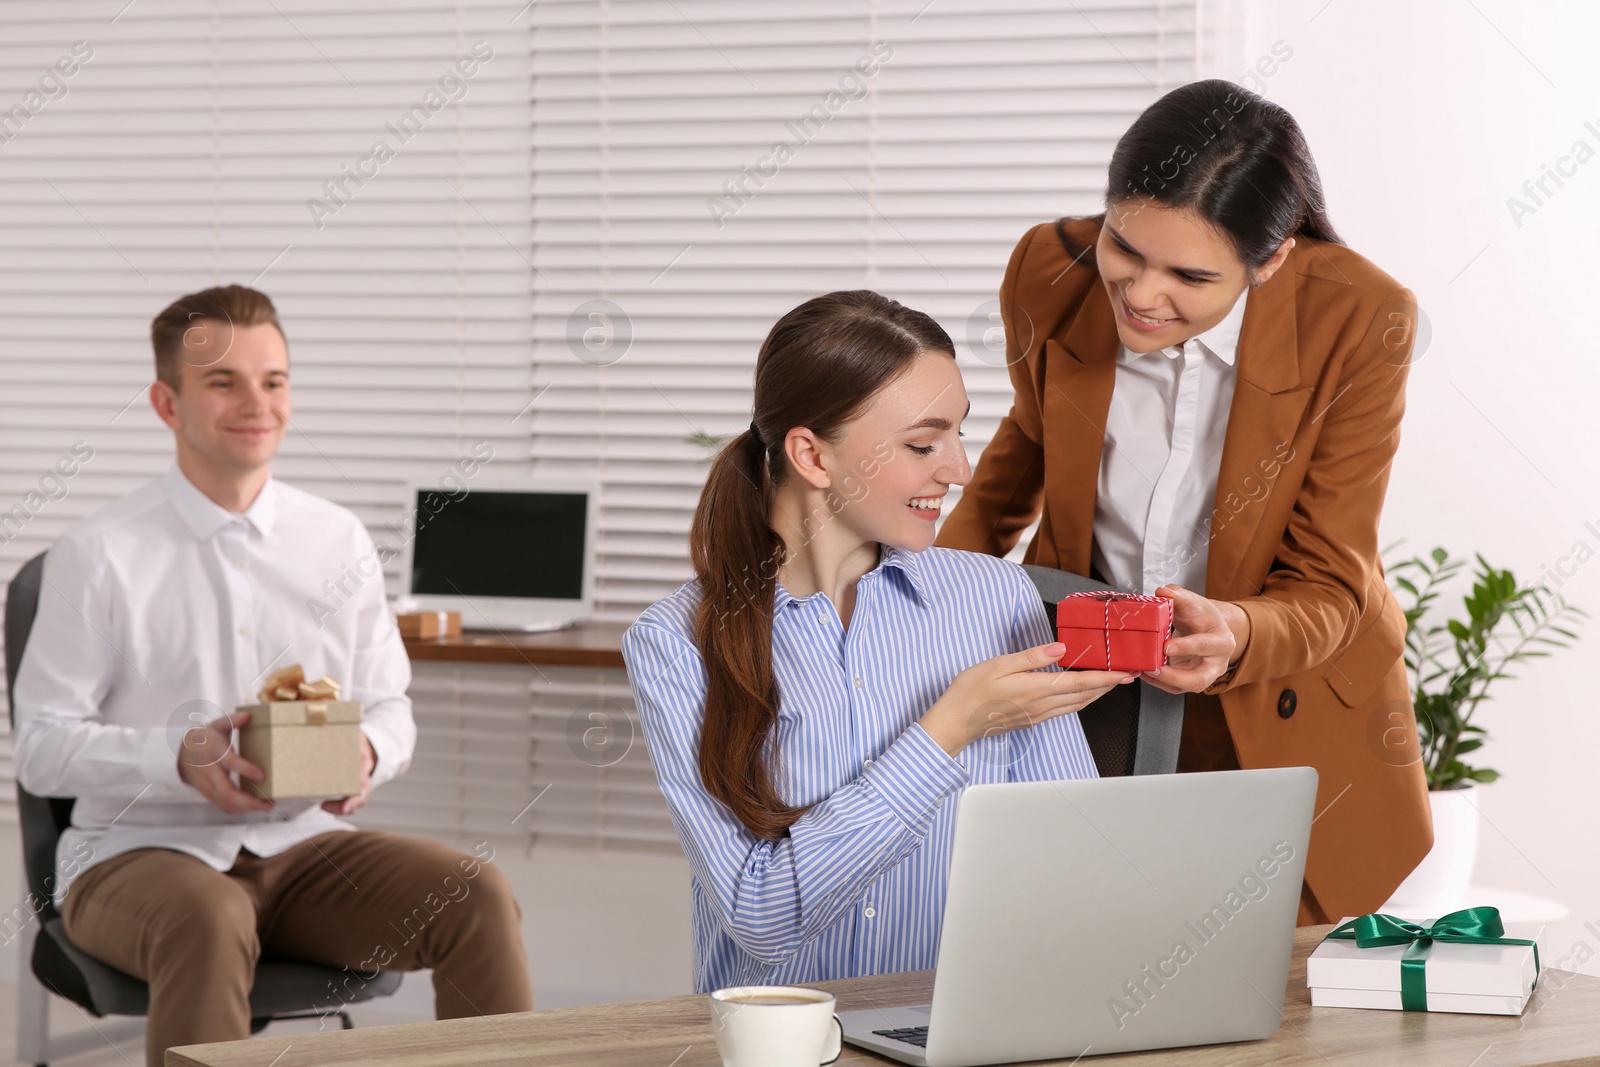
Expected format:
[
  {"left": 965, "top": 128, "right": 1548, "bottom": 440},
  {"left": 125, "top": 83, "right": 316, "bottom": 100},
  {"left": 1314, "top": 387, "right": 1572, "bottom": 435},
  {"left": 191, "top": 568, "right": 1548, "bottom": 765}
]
[{"left": 408, "top": 489, "right": 587, "bottom": 601}]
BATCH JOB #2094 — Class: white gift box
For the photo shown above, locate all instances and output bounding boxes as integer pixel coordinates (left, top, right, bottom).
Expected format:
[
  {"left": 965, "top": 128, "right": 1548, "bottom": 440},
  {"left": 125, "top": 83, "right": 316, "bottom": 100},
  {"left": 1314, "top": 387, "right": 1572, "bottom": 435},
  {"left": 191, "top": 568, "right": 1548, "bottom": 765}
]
[{"left": 1307, "top": 917, "right": 1542, "bottom": 1016}]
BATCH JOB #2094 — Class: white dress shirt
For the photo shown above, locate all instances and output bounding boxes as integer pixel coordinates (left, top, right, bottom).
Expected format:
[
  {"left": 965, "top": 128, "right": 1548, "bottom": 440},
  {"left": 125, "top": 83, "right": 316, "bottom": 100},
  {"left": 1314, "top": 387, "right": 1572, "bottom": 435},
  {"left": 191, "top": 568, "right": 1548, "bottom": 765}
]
[
  {"left": 1090, "top": 289, "right": 1248, "bottom": 596},
  {"left": 14, "top": 465, "right": 415, "bottom": 904}
]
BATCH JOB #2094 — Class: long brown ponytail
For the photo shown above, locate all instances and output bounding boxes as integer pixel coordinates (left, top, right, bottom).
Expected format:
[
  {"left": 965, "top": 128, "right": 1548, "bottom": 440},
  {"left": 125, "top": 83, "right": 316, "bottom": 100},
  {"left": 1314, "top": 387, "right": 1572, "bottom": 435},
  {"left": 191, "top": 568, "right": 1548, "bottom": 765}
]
[{"left": 689, "top": 290, "right": 954, "bottom": 841}]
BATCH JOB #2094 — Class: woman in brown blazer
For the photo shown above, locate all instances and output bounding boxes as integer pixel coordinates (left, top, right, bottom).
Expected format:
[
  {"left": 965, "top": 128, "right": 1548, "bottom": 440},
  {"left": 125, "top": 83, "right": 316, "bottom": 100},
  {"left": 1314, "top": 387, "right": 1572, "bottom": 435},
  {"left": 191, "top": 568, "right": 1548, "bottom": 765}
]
[{"left": 937, "top": 79, "right": 1431, "bottom": 925}]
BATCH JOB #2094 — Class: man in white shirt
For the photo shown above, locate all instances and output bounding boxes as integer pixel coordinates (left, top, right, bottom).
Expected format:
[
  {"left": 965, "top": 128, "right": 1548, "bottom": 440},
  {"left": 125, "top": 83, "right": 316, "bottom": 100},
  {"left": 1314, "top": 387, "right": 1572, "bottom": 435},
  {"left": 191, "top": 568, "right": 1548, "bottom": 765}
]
[{"left": 13, "top": 285, "right": 533, "bottom": 1067}]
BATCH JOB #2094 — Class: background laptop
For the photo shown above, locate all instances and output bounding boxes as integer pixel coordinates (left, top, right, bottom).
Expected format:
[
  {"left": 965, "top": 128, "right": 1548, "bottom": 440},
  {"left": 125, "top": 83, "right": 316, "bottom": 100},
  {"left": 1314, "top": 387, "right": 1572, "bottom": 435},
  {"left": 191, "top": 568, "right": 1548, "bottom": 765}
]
[
  {"left": 838, "top": 767, "right": 1317, "bottom": 1066},
  {"left": 399, "top": 480, "right": 596, "bottom": 632}
]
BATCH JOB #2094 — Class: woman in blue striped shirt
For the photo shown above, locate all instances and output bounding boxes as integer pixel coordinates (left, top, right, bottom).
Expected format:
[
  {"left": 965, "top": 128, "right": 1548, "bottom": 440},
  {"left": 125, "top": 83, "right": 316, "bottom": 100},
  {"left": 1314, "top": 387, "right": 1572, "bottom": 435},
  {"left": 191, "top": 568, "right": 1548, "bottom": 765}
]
[{"left": 622, "top": 290, "right": 1134, "bottom": 992}]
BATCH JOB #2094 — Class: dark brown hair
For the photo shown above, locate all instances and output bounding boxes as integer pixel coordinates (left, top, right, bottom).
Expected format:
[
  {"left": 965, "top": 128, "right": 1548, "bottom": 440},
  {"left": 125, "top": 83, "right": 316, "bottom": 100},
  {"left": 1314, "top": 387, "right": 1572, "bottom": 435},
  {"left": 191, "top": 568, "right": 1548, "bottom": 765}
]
[
  {"left": 690, "top": 290, "right": 954, "bottom": 841},
  {"left": 151, "top": 284, "right": 286, "bottom": 391},
  {"left": 1059, "top": 78, "right": 1342, "bottom": 271}
]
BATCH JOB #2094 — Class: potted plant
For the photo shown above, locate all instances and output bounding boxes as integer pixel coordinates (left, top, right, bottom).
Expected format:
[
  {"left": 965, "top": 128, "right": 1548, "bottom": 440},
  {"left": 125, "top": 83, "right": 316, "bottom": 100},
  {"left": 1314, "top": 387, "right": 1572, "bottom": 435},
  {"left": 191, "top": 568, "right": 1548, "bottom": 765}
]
[{"left": 1382, "top": 546, "right": 1585, "bottom": 912}]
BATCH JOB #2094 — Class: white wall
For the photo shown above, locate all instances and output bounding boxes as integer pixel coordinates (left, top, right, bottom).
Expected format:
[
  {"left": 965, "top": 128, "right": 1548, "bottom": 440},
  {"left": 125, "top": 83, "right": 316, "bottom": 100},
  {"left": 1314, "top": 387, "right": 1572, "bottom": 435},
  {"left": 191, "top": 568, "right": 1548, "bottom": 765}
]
[{"left": 1231, "top": 0, "right": 1600, "bottom": 972}]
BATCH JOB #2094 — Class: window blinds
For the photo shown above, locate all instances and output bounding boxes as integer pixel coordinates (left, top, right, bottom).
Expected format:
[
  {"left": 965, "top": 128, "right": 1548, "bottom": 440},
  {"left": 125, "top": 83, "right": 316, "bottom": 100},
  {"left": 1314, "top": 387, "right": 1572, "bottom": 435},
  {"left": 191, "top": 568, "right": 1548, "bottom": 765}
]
[
  {"left": 0, "top": 0, "right": 539, "bottom": 829},
  {"left": 0, "top": 0, "right": 1202, "bottom": 845},
  {"left": 529, "top": 0, "right": 1202, "bottom": 624}
]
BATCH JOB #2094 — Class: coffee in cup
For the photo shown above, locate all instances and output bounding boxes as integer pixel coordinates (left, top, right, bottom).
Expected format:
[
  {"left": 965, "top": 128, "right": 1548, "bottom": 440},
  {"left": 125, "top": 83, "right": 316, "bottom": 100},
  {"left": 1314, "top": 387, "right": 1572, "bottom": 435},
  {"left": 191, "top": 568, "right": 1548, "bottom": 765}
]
[{"left": 709, "top": 985, "right": 842, "bottom": 1067}]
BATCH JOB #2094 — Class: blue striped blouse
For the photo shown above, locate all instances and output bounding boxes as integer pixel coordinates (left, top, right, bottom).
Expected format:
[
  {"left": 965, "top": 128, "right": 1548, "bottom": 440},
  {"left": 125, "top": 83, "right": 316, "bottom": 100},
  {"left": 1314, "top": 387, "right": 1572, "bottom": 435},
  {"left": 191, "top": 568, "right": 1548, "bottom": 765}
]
[{"left": 621, "top": 543, "right": 1101, "bottom": 993}]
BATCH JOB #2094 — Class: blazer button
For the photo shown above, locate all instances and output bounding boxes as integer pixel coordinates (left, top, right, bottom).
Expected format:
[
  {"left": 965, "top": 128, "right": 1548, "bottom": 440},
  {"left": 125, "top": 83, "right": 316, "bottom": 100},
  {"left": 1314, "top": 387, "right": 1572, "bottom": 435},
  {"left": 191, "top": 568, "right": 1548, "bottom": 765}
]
[{"left": 1277, "top": 689, "right": 1297, "bottom": 719}]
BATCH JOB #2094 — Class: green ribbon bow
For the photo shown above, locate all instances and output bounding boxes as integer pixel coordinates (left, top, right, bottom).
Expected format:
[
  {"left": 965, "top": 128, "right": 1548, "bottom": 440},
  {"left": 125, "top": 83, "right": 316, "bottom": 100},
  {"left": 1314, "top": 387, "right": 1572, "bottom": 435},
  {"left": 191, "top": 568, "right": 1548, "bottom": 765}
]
[{"left": 1323, "top": 906, "right": 1540, "bottom": 1012}]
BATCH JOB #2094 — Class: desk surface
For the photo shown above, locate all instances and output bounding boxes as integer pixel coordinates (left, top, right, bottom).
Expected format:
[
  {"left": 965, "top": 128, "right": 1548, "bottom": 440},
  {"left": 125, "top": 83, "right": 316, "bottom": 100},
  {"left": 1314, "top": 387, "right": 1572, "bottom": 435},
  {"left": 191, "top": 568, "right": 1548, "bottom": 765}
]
[
  {"left": 169, "top": 925, "right": 1600, "bottom": 1067},
  {"left": 402, "top": 620, "right": 627, "bottom": 670}
]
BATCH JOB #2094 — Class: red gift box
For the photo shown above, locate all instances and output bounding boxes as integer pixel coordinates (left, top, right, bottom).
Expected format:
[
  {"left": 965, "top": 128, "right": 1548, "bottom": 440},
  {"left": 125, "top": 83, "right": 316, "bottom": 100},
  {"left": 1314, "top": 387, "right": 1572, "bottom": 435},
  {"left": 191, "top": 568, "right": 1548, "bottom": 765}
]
[{"left": 1056, "top": 592, "right": 1174, "bottom": 671}]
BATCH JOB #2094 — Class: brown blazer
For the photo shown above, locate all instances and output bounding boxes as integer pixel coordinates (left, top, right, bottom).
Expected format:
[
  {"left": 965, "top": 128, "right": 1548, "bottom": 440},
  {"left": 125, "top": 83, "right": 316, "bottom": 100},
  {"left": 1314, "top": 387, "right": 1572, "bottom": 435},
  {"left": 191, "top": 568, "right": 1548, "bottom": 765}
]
[{"left": 937, "top": 218, "right": 1432, "bottom": 923}]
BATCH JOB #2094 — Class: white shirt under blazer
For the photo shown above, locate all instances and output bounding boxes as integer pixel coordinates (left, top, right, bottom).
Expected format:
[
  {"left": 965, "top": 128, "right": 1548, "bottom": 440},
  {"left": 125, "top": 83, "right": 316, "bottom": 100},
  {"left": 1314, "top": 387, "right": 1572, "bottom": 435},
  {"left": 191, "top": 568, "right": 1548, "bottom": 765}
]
[{"left": 1090, "top": 289, "right": 1247, "bottom": 596}]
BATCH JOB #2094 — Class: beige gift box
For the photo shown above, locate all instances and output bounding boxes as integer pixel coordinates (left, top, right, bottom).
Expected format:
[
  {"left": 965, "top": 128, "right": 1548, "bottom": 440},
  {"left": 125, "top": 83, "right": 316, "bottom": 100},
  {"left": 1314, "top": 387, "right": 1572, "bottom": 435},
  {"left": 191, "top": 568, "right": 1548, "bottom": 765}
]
[{"left": 237, "top": 665, "right": 364, "bottom": 800}]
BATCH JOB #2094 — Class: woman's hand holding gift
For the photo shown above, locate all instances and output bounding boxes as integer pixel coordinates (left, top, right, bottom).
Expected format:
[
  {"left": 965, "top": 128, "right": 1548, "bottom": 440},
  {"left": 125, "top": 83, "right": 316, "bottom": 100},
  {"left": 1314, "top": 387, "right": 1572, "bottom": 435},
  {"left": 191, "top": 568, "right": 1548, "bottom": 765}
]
[
  {"left": 1142, "top": 585, "right": 1247, "bottom": 695},
  {"left": 920, "top": 643, "right": 1135, "bottom": 757}
]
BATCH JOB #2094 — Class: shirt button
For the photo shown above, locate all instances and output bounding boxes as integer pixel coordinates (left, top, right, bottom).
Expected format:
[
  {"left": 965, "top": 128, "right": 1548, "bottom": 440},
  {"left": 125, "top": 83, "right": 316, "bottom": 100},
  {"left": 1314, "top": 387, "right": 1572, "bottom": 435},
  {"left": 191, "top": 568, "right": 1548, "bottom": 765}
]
[
  {"left": 238, "top": 626, "right": 250, "bottom": 637},
  {"left": 863, "top": 758, "right": 874, "bottom": 770},
  {"left": 863, "top": 906, "right": 876, "bottom": 919},
  {"left": 852, "top": 676, "right": 864, "bottom": 690},
  {"left": 818, "top": 614, "right": 828, "bottom": 624}
]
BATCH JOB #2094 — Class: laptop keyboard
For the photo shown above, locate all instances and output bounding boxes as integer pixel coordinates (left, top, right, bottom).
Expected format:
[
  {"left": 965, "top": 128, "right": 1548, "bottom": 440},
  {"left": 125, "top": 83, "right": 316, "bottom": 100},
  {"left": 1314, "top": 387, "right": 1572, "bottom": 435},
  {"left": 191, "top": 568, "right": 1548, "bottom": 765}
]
[{"left": 872, "top": 1026, "right": 929, "bottom": 1048}]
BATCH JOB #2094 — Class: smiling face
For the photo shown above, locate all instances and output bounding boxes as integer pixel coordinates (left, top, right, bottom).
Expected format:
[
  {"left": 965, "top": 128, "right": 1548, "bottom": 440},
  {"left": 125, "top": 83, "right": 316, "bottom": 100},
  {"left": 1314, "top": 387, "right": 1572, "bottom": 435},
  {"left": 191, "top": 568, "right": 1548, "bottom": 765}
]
[
  {"left": 788, "top": 349, "right": 972, "bottom": 554},
  {"left": 1095, "top": 197, "right": 1258, "bottom": 354},
  {"left": 150, "top": 320, "right": 290, "bottom": 480}
]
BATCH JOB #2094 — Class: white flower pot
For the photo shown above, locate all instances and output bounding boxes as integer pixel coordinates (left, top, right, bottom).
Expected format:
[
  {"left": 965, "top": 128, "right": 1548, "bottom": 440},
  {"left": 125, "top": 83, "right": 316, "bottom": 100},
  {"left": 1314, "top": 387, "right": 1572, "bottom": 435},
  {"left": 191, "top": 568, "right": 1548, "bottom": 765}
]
[{"left": 1382, "top": 781, "right": 1480, "bottom": 917}]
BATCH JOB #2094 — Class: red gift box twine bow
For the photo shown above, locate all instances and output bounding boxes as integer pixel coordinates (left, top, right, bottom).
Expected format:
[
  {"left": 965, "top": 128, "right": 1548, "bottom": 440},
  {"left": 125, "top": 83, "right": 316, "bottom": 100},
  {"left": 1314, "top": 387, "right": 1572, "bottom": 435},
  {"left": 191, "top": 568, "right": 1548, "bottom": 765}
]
[{"left": 1062, "top": 591, "right": 1174, "bottom": 670}]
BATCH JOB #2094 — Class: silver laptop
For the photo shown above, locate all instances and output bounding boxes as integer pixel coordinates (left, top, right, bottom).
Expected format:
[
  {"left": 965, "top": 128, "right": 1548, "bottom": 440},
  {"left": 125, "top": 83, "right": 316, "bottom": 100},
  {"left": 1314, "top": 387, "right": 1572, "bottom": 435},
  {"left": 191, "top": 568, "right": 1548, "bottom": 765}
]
[{"left": 839, "top": 767, "right": 1317, "bottom": 1066}]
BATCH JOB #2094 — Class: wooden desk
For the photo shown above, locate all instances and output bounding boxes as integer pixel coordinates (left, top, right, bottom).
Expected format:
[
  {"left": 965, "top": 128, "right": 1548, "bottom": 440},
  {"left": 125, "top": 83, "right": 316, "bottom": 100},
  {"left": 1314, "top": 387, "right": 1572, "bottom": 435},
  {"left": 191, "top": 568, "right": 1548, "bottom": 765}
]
[
  {"left": 402, "top": 621, "right": 627, "bottom": 670},
  {"left": 168, "top": 925, "right": 1600, "bottom": 1066}
]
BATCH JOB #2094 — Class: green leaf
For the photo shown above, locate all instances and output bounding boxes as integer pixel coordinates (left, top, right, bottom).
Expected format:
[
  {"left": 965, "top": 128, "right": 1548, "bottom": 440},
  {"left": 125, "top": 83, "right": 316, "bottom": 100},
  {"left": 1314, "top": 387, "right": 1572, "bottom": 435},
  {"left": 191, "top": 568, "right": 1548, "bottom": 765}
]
[{"left": 1402, "top": 547, "right": 1586, "bottom": 790}]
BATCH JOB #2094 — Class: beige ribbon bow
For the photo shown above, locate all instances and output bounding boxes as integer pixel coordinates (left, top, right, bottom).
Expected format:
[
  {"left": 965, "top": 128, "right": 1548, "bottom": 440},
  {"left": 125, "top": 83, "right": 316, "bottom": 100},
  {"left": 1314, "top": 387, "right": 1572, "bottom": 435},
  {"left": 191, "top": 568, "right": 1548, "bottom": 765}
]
[{"left": 256, "top": 664, "right": 342, "bottom": 704}]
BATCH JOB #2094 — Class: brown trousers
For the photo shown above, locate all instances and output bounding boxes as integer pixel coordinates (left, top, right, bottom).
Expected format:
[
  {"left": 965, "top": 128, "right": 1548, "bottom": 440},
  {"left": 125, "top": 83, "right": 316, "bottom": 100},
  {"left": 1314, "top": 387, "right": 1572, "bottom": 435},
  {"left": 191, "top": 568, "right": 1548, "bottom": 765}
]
[{"left": 61, "top": 830, "right": 533, "bottom": 1067}]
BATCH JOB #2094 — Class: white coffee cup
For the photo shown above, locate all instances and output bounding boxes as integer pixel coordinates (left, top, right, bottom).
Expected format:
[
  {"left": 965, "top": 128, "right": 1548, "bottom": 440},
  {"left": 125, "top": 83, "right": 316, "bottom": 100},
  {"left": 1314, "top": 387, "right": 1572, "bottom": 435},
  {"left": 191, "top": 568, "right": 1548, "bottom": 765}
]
[{"left": 709, "top": 985, "right": 843, "bottom": 1067}]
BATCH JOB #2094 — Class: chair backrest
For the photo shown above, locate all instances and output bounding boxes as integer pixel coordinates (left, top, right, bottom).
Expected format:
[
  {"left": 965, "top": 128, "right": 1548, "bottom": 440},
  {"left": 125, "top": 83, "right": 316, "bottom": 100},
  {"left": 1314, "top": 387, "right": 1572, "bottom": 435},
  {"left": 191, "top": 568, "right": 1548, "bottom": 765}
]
[
  {"left": 5, "top": 551, "right": 76, "bottom": 919},
  {"left": 4, "top": 553, "right": 46, "bottom": 719},
  {"left": 1021, "top": 563, "right": 1184, "bottom": 778}
]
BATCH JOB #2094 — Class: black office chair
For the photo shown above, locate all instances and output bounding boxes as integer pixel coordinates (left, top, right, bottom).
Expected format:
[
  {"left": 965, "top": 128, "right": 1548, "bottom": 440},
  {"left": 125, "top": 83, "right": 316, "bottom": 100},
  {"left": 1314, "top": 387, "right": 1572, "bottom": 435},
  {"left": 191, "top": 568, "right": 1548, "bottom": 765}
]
[
  {"left": 1022, "top": 564, "right": 1185, "bottom": 777},
  {"left": 6, "top": 551, "right": 403, "bottom": 1066}
]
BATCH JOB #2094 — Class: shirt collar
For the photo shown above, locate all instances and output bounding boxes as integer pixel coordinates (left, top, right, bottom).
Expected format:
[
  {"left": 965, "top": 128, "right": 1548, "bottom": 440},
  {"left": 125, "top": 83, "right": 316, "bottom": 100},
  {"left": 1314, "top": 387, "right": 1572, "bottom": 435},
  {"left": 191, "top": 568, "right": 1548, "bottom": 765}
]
[
  {"left": 772, "top": 542, "right": 931, "bottom": 612},
  {"left": 162, "top": 465, "right": 278, "bottom": 541},
  {"left": 876, "top": 542, "right": 931, "bottom": 606},
  {"left": 1119, "top": 287, "right": 1248, "bottom": 367}
]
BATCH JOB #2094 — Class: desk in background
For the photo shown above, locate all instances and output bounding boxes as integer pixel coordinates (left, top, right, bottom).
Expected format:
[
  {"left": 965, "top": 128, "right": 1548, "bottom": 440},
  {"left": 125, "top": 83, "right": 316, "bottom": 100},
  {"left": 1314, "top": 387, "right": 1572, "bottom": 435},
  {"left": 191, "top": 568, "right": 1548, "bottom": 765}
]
[
  {"left": 168, "top": 925, "right": 1600, "bottom": 1066},
  {"left": 403, "top": 620, "right": 628, "bottom": 670}
]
